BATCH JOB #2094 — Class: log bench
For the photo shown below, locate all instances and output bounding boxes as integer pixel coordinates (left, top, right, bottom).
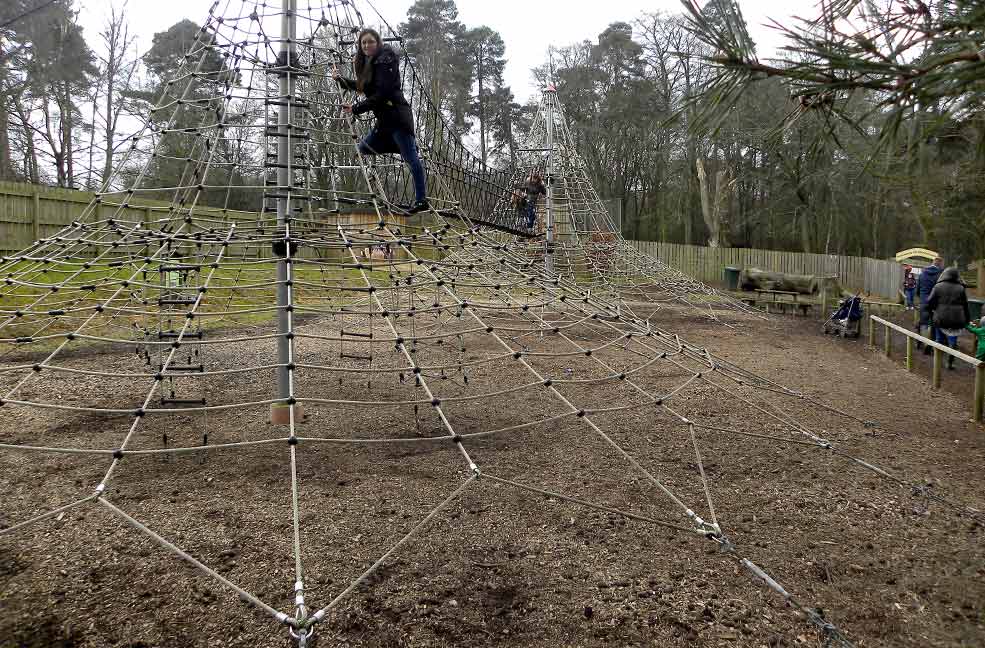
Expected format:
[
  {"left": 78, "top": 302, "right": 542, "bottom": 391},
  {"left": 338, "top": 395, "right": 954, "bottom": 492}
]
[{"left": 751, "top": 289, "right": 814, "bottom": 316}]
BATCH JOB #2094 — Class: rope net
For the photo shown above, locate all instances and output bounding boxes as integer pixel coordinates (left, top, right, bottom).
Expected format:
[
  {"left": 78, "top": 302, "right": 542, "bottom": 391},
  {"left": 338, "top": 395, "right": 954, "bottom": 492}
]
[
  {"left": 0, "top": 2, "right": 962, "bottom": 646},
  {"left": 488, "top": 87, "right": 760, "bottom": 322}
]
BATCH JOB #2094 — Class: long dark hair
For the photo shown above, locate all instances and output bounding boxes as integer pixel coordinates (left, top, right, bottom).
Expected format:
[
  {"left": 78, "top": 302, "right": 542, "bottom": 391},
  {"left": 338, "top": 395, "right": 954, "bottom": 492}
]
[{"left": 353, "top": 28, "right": 382, "bottom": 93}]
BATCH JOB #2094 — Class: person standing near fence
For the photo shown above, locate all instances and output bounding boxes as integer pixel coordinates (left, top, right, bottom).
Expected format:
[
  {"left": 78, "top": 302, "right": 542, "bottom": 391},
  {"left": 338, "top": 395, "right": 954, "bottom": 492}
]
[
  {"left": 966, "top": 316, "right": 985, "bottom": 362},
  {"left": 903, "top": 265, "right": 917, "bottom": 309},
  {"left": 917, "top": 257, "right": 944, "bottom": 354},
  {"left": 928, "top": 266, "right": 970, "bottom": 370}
]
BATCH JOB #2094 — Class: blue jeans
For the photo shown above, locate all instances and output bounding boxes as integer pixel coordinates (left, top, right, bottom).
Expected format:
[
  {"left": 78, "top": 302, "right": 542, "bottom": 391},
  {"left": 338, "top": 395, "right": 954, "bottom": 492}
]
[
  {"left": 358, "top": 127, "right": 427, "bottom": 204},
  {"left": 525, "top": 202, "right": 536, "bottom": 228},
  {"left": 935, "top": 330, "right": 958, "bottom": 347},
  {"left": 904, "top": 286, "right": 915, "bottom": 308}
]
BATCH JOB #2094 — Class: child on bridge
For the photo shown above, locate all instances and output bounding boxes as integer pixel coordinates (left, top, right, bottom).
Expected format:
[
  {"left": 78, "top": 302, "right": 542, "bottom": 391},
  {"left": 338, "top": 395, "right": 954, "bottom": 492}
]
[{"left": 521, "top": 173, "right": 546, "bottom": 230}]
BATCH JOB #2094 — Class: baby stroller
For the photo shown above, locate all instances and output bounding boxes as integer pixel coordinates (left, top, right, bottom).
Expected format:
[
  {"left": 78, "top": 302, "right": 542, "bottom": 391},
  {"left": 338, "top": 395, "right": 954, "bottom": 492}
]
[{"left": 822, "top": 294, "right": 864, "bottom": 338}]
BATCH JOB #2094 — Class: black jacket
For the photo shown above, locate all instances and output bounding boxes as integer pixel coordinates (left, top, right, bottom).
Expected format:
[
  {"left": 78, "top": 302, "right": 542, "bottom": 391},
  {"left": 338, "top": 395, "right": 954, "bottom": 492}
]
[
  {"left": 917, "top": 263, "right": 942, "bottom": 301},
  {"left": 524, "top": 179, "right": 546, "bottom": 203},
  {"left": 337, "top": 46, "right": 414, "bottom": 134},
  {"left": 928, "top": 267, "right": 970, "bottom": 329}
]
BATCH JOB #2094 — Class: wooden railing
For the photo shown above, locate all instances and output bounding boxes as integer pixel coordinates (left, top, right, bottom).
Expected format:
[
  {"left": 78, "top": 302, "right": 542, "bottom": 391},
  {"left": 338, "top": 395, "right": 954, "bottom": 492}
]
[{"left": 869, "top": 315, "right": 984, "bottom": 421}]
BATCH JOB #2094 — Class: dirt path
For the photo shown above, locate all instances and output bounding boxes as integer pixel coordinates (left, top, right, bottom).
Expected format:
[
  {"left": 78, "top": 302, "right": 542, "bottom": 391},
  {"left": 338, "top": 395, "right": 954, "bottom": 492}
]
[{"left": 1, "top": 308, "right": 983, "bottom": 648}]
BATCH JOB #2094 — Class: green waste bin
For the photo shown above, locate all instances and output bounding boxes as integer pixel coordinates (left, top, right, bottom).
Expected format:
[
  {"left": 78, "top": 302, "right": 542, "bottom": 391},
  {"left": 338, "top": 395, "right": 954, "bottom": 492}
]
[
  {"left": 723, "top": 266, "right": 741, "bottom": 291},
  {"left": 970, "top": 298, "right": 985, "bottom": 322}
]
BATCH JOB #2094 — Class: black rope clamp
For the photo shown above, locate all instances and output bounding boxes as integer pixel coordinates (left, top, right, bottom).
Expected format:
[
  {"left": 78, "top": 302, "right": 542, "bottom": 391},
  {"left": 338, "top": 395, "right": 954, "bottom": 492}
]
[{"left": 272, "top": 239, "right": 299, "bottom": 257}]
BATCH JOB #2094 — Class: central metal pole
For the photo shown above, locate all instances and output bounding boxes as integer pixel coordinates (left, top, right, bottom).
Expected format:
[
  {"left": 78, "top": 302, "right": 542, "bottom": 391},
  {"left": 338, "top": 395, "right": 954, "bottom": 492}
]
[
  {"left": 544, "top": 85, "right": 556, "bottom": 276},
  {"left": 273, "top": 0, "right": 297, "bottom": 423}
]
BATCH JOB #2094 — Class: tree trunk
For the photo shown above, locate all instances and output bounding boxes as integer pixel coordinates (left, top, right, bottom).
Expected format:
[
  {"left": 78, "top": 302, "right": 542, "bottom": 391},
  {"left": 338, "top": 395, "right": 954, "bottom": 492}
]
[
  {"left": 62, "top": 83, "right": 75, "bottom": 188},
  {"left": 13, "top": 95, "right": 39, "bottom": 183},
  {"left": 0, "top": 100, "right": 13, "bottom": 180},
  {"left": 696, "top": 159, "right": 732, "bottom": 248},
  {"left": 476, "top": 45, "right": 486, "bottom": 165}
]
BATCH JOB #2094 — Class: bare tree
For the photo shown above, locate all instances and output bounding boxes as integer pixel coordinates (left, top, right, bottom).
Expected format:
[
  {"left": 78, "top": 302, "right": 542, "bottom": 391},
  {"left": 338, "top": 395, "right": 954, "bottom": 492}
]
[{"left": 96, "top": 2, "right": 138, "bottom": 188}]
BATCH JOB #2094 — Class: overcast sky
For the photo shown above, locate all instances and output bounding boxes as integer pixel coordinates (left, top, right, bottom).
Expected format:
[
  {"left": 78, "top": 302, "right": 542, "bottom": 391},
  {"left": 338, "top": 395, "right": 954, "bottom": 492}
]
[{"left": 75, "top": 0, "right": 821, "bottom": 103}]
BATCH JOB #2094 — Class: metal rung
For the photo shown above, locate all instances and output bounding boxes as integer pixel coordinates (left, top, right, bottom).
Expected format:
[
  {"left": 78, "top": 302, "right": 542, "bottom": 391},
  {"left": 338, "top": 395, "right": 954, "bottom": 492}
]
[
  {"left": 158, "top": 331, "right": 204, "bottom": 339},
  {"left": 159, "top": 264, "right": 200, "bottom": 272},
  {"left": 265, "top": 99, "right": 311, "bottom": 108},
  {"left": 260, "top": 207, "right": 303, "bottom": 214},
  {"left": 265, "top": 163, "right": 311, "bottom": 170},
  {"left": 160, "top": 397, "right": 207, "bottom": 406},
  {"left": 264, "top": 193, "right": 312, "bottom": 201},
  {"left": 165, "top": 364, "right": 205, "bottom": 373},
  {"left": 334, "top": 196, "right": 373, "bottom": 205},
  {"left": 265, "top": 130, "right": 311, "bottom": 139},
  {"left": 158, "top": 298, "right": 197, "bottom": 306},
  {"left": 340, "top": 353, "right": 371, "bottom": 360},
  {"left": 340, "top": 330, "right": 372, "bottom": 338},
  {"left": 266, "top": 67, "right": 312, "bottom": 77}
]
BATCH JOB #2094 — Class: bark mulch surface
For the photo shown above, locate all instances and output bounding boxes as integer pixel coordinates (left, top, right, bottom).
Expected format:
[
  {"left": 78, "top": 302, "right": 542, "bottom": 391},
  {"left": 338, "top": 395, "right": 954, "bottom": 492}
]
[{"left": 1, "top": 308, "right": 983, "bottom": 648}]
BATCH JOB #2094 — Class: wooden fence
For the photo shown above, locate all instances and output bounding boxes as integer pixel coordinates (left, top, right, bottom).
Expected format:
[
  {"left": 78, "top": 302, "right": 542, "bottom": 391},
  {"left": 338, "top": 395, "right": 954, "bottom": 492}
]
[
  {"left": 0, "top": 181, "right": 903, "bottom": 298},
  {"left": 0, "top": 181, "right": 406, "bottom": 261},
  {"left": 628, "top": 240, "right": 903, "bottom": 300},
  {"left": 0, "top": 180, "right": 262, "bottom": 254}
]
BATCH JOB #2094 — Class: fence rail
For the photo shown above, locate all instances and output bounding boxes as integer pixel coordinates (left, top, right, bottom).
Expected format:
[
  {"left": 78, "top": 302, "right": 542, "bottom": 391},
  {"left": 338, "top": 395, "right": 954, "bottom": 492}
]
[
  {"left": 0, "top": 181, "right": 904, "bottom": 298},
  {"left": 628, "top": 240, "right": 902, "bottom": 300},
  {"left": 869, "top": 315, "right": 984, "bottom": 421}
]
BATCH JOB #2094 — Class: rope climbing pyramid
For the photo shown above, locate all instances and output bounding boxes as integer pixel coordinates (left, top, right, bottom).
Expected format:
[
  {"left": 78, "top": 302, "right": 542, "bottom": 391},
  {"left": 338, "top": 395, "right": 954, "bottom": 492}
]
[
  {"left": 3, "top": 2, "right": 976, "bottom": 646},
  {"left": 490, "top": 86, "right": 761, "bottom": 322}
]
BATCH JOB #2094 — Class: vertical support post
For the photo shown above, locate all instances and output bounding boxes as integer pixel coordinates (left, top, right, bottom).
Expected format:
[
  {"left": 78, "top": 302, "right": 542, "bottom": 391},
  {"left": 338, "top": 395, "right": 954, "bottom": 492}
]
[
  {"left": 32, "top": 187, "right": 40, "bottom": 243},
  {"left": 932, "top": 348, "right": 942, "bottom": 389},
  {"left": 868, "top": 317, "right": 875, "bottom": 347},
  {"left": 905, "top": 336, "right": 913, "bottom": 372},
  {"left": 884, "top": 326, "right": 891, "bottom": 357},
  {"left": 978, "top": 261, "right": 985, "bottom": 299},
  {"left": 975, "top": 363, "right": 984, "bottom": 422},
  {"left": 272, "top": 0, "right": 297, "bottom": 425},
  {"left": 544, "top": 85, "right": 555, "bottom": 277}
]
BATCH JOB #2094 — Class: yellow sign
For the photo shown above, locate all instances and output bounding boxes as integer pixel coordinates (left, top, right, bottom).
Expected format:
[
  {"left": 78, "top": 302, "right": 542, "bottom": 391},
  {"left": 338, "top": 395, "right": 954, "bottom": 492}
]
[{"left": 894, "top": 248, "right": 938, "bottom": 264}]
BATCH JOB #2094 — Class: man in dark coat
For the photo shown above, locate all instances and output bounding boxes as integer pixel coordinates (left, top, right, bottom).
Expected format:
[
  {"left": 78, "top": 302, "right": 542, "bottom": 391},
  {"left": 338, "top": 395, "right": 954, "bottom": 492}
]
[
  {"left": 916, "top": 257, "right": 944, "bottom": 353},
  {"left": 928, "top": 266, "right": 970, "bottom": 369}
]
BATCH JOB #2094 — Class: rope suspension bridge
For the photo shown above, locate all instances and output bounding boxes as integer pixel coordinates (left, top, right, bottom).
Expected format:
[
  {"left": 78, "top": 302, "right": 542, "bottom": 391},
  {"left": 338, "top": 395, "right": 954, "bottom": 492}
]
[{"left": 0, "top": 2, "right": 977, "bottom": 646}]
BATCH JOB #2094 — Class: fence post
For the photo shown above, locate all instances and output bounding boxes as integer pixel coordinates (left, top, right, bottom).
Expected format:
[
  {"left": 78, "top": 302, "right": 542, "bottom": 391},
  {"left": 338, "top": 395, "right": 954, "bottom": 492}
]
[
  {"left": 884, "top": 326, "right": 892, "bottom": 357},
  {"left": 32, "top": 187, "right": 40, "bottom": 243},
  {"left": 975, "top": 364, "right": 984, "bottom": 422},
  {"left": 868, "top": 317, "right": 875, "bottom": 347},
  {"left": 933, "top": 349, "right": 942, "bottom": 389},
  {"left": 906, "top": 336, "right": 913, "bottom": 372}
]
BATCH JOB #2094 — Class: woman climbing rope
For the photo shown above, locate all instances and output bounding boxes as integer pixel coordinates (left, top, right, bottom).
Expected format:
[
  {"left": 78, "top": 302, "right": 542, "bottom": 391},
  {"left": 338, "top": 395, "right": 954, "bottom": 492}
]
[{"left": 333, "top": 28, "right": 429, "bottom": 214}]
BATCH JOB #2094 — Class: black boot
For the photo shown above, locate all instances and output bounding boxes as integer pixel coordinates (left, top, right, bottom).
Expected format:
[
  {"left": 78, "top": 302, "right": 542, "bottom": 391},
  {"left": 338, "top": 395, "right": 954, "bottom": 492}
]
[{"left": 408, "top": 199, "right": 430, "bottom": 214}]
